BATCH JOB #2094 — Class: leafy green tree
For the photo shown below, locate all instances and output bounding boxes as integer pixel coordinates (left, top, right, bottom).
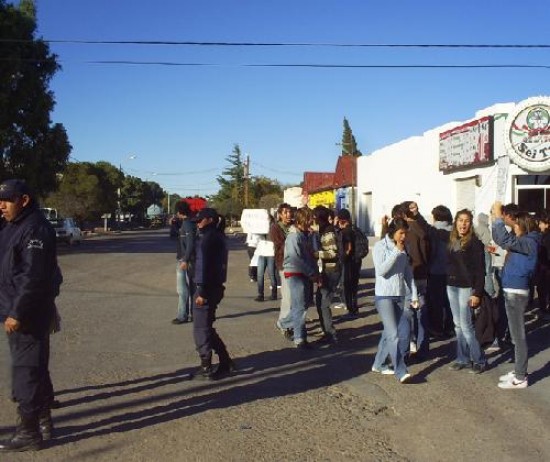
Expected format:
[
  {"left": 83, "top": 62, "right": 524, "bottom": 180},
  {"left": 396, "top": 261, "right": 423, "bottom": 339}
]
[
  {"left": 161, "top": 192, "right": 182, "bottom": 215},
  {"left": 249, "top": 175, "right": 282, "bottom": 208},
  {"left": 121, "top": 175, "right": 148, "bottom": 221},
  {"left": 45, "top": 163, "right": 103, "bottom": 222},
  {"left": 341, "top": 117, "right": 362, "bottom": 157},
  {"left": 258, "top": 193, "right": 282, "bottom": 210},
  {"left": 0, "top": 0, "right": 71, "bottom": 196}
]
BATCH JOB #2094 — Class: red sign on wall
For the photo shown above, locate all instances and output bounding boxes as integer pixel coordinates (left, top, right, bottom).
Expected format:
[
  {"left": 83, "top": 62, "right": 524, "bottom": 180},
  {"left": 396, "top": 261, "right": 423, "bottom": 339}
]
[{"left": 439, "top": 116, "right": 494, "bottom": 173}]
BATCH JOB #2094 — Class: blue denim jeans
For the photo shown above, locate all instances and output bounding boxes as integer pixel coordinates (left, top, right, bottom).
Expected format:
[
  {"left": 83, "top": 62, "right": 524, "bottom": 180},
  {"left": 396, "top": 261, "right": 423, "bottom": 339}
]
[
  {"left": 446, "top": 286, "right": 486, "bottom": 365},
  {"left": 400, "top": 279, "right": 429, "bottom": 357},
  {"left": 279, "top": 275, "right": 308, "bottom": 343},
  {"left": 257, "top": 256, "right": 277, "bottom": 297},
  {"left": 373, "top": 296, "right": 409, "bottom": 381},
  {"left": 176, "top": 262, "right": 193, "bottom": 321},
  {"left": 504, "top": 291, "right": 529, "bottom": 380}
]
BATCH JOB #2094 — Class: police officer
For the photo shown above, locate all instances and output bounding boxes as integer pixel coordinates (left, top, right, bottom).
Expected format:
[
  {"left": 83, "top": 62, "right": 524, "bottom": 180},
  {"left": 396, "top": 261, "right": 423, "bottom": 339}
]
[
  {"left": 191, "top": 208, "right": 233, "bottom": 380},
  {"left": 0, "top": 179, "right": 60, "bottom": 452}
]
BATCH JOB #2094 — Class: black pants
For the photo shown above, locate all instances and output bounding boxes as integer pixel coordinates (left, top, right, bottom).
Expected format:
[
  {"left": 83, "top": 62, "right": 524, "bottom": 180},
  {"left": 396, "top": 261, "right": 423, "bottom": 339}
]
[
  {"left": 8, "top": 330, "right": 52, "bottom": 418},
  {"left": 192, "top": 285, "right": 230, "bottom": 363},
  {"left": 426, "top": 274, "right": 453, "bottom": 335},
  {"left": 343, "top": 259, "right": 361, "bottom": 313}
]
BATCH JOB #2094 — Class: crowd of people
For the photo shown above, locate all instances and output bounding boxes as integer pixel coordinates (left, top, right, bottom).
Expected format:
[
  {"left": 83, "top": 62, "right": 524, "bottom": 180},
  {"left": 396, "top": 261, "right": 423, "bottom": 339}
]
[
  {"left": 2, "top": 175, "right": 548, "bottom": 452},
  {"left": 372, "top": 199, "right": 548, "bottom": 387},
  {"left": 242, "top": 199, "right": 549, "bottom": 389}
]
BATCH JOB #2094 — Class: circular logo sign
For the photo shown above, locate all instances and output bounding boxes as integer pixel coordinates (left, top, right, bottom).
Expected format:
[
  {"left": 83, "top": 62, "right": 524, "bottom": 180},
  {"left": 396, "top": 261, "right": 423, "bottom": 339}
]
[{"left": 504, "top": 96, "right": 550, "bottom": 172}]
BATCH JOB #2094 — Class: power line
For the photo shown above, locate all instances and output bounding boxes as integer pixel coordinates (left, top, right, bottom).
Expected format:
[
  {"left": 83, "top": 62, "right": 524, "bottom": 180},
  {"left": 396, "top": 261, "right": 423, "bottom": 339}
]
[
  {"left": 2, "top": 38, "right": 550, "bottom": 48},
  {"left": 83, "top": 61, "right": 550, "bottom": 69}
]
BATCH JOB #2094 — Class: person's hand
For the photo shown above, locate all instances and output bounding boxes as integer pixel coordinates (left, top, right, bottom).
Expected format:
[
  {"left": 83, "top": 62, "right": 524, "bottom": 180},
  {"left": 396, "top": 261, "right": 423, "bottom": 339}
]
[
  {"left": 195, "top": 295, "right": 207, "bottom": 307},
  {"left": 395, "top": 240, "right": 406, "bottom": 251},
  {"left": 491, "top": 201, "right": 503, "bottom": 219},
  {"left": 179, "top": 261, "right": 188, "bottom": 271},
  {"left": 4, "top": 317, "right": 20, "bottom": 334},
  {"left": 469, "top": 295, "right": 481, "bottom": 308},
  {"left": 410, "top": 300, "right": 419, "bottom": 309},
  {"left": 381, "top": 215, "right": 389, "bottom": 226}
]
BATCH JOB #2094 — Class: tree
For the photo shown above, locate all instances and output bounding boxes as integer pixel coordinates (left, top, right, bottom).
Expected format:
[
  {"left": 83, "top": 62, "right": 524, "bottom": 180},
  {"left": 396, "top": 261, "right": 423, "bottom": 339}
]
[
  {"left": 45, "top": 163, "right": 103, "bottom": 222},
  {"left": 0, "top": 0, "right": 71, "bottom": 197},
  {"left": 249, "top": 175, "right": 282, "bottom": 208},
  {"left": 210, "top": 144, "right": 246, "bottom": 217},
  {"left": 340, "top": 117, "right": 362, "bottom": 157}
]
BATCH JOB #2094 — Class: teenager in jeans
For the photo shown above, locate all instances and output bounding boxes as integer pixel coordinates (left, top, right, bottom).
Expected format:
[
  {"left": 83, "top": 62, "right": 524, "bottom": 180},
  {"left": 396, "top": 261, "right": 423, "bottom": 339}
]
[
  {"left": 278, "top": 207, "right": 319, "bottom": 349},
  {"left": 491, "top": 203, "right": 540, "bottom": 389},
  {"left": 372, "top": 218, "right": 417, "bottom": 383},
  {"left": 446, "top": 209, "right": 487, "bottom": 374}
]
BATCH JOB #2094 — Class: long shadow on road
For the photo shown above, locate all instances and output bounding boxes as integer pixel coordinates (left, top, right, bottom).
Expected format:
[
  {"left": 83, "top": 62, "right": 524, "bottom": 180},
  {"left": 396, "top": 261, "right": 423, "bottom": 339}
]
[{"left": 0, "top": 322, "right": 381, "bottom": 447}]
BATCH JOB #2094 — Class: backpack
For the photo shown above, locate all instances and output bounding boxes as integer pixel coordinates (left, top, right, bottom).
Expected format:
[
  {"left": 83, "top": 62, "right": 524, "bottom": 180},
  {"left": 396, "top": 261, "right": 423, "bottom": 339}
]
[{"left": 352, "top": 225, "right": 369, "bottom": 261}]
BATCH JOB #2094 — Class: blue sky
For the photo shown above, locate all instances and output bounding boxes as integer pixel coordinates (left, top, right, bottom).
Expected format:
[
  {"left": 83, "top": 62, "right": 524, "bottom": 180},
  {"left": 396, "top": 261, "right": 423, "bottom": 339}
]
[{"left": 32, "top": 0, "right": 550, "bottom": 197}]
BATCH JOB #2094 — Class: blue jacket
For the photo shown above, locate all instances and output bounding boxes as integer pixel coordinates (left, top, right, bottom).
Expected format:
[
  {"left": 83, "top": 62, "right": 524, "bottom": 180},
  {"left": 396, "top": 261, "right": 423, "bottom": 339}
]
[
  {"left": 0, "top": 204, "right": 60, "bottom": 333},
  {"left": 492, "top": 218, "right": 540, "bottom": 290},
  {"left": 373, "top": 235, "right": 417, "bottom": 299},
  {"left": 283, "top": 226, "right": 317, "bottom": 277}
]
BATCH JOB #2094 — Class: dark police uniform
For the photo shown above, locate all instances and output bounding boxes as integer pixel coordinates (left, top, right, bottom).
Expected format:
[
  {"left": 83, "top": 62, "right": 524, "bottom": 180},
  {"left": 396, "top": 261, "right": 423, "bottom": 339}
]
[
  {"left": 0, "top": 201, "right": 59, "bottom": 443},
  {"left": 192, "top": 210, "right": 231, "bottom": 379}
]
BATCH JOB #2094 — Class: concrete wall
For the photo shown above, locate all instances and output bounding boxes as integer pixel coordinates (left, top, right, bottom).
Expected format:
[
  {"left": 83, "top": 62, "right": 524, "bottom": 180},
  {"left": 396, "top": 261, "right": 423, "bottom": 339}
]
[{"left": 357, "top": 101, "right": 523, "bottom": 236}]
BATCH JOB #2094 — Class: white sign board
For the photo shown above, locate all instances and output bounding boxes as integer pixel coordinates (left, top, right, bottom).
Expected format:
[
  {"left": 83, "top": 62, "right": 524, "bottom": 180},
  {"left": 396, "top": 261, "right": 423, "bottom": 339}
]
[
  {"left": 240, "top": 209, "right": 270, "bottom": 234},
  {"left": 496, "top": 156, "right": 510, "bottom": 202}
]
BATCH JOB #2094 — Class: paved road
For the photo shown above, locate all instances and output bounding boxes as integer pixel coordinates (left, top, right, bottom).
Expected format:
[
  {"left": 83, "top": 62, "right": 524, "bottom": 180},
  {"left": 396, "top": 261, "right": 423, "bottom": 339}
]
[{"left": 1, "top": 229, "right": 550, "bottom": 461}]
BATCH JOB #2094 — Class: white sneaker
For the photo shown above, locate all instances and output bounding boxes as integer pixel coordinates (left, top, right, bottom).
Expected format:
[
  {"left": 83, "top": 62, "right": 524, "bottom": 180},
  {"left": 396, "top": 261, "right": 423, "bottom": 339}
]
[
  {"left": 371, "top": 365, "right": 395, "bottom": 375},
  {"left": 498, "top": 371, "right": 515, "bottom": 382},
  {"left": 332, "top": 303, "right": 347, "bottom": 310},
  {"left": 498, "top": 376, "right": 528, "bottom": 389},
  {"left": 399, "top": 373, "right": 412, "bottom": 383}
]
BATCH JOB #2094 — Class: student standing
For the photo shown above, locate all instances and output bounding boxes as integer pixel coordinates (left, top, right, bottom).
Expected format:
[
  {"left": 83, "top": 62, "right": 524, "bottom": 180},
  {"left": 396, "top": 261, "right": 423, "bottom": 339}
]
[
  {"left": 372, "top": 218, "right": 417, "bottom": 383},
  {"left": 446, "top": 209, "right": 487, "bottom": 374},
  {"left": 492, "top": 203, "right": 540, "bottom": 389}
]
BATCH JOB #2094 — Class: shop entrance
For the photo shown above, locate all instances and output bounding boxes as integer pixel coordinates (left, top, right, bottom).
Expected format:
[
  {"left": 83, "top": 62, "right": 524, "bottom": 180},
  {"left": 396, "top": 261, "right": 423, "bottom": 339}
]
[{"left": 515, "top": 175, "right": 550, "bottom": 214}]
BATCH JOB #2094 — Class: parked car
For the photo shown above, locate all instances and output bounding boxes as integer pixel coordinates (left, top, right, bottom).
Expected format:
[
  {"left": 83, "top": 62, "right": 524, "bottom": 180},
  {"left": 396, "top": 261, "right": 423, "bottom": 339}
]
[{"left": 49, "top": 218, "right": 82, "bottom": 245}]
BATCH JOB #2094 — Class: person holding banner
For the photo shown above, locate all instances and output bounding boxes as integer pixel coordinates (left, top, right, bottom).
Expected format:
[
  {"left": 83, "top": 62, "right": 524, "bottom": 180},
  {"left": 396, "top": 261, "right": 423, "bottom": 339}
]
[{"left": 255, "top": 214, "right": 278, "bottom": 302}]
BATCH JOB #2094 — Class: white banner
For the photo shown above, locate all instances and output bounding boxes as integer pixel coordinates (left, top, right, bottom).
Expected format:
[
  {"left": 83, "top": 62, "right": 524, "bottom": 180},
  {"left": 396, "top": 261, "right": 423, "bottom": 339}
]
[{"left": 240, "top": 209, "right": 270, "bottom": 234}]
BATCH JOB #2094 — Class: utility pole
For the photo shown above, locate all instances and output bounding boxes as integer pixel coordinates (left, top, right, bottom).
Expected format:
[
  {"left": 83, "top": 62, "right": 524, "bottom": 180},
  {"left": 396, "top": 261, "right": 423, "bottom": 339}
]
[{"left": 244, "top": 154, "right": 250, "bottom": 208}]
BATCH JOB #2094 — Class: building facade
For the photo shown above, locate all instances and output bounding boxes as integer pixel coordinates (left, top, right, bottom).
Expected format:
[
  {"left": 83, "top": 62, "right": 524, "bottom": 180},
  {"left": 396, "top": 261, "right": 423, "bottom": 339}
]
[{"left": 356, "top": 96, "right": 550, "bottom": 236}]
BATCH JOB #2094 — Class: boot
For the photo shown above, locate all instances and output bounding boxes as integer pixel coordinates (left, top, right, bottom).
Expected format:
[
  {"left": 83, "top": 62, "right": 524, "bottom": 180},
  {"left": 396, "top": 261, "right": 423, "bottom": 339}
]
[
  {"left": 210, "top": 349, "right": 235, "bottom": 380},
  {"left": 38, "top": 408, "right": 53, "bottom": 441},
  {"left": 270, "top": 288, "right": 278, "bottom": 300},
  {"left": 0, "top": 413, "right": 42, "bottom": 452},
  {"left": 192, "top": 356, "right": 214, "bottom": 381}
]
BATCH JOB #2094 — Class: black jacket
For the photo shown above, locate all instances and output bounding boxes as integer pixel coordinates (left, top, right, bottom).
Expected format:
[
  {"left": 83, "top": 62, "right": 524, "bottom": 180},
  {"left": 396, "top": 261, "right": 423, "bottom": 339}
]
[
  {"left": 194, "top": 223, "right": 228, "bottom": 298},
  {"left": 0, "top": 204, "right": 60, "bottom": 332},
  {"left": 446, "top": 235, "right": 485, "bottom": 297}
]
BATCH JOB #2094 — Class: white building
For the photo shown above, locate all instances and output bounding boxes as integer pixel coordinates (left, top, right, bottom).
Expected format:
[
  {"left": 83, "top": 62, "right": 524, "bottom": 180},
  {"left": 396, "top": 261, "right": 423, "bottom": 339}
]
[{"left": 357, "top": 96, "right": 550, "bottom": 236}]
